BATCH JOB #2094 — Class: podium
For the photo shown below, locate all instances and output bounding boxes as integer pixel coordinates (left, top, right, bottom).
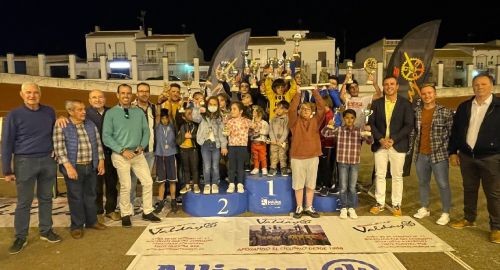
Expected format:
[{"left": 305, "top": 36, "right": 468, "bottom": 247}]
[
  {"left": 246, "top": 174, "right": 294, "bottom": 214},
  {"left": 313, "top": 193, "right": 358, "bottom": 212},
  {"left": 183, "top": 189, "right": 248, "bottom": 217}
]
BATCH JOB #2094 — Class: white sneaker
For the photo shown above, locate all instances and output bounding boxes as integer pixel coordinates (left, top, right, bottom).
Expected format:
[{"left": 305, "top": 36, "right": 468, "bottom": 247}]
[
  {"left": 348, "top": 208, "right": 358, "bottom": 219},
  {"left": 250, "top": 168, "right": 259, "bottom": 175},
  {"left": 192, "top": 184, "right": 200, "bottom": 194},
  {"left": 339, "top": 208, "right": 348, "bottom": 219},
  {"left": 203, "top": 184, "right": 211, "bottom": 194},
  {"left": 227, "top": 183, "right": 235, "bottom": 193},
  {"left": 413, "top": 207, "right": 430, "bottom": 219},
  {"left": 179, "top": 184, "right": 191, "bottom": 194},
  {"left": 436, "top": 213, "right": 450, "bottom": 226},
  {"left": 261, "top": 168, "right": 268, "bottom": 175},
  {"left": 211, "top": 184, "right": 219, "bottom": 194},
  {"left": 237, "top": 183, "right": 245, "bottom": 193}
]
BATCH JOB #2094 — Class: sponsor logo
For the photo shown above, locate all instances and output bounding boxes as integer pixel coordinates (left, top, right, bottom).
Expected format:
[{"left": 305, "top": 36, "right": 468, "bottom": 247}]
[
  {"left": 322, "top": 259, "right": 378, "bottom": 270},
  {"left": 156, "top": 259, "right": 379, "bottom": 270},
  {"left": 261, "top": 198, "right": 282, "bottom": 206}
]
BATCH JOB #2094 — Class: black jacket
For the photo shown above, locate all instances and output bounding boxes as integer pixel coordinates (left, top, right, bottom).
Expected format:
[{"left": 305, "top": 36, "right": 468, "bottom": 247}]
[
  {"left": 369, "top": 95, "right": 414, "bottom": 153},
  {"left": 448, "top": 95, "right": 500, "bottom": 158},
  {"left": 176, "top": 121, "right": 198, "bottom": 148}
]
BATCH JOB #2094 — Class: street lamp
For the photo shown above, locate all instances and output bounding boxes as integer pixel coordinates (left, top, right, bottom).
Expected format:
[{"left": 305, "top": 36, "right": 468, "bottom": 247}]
[{"left": 335, "top": 47, "right": 341, "bottom": 76}]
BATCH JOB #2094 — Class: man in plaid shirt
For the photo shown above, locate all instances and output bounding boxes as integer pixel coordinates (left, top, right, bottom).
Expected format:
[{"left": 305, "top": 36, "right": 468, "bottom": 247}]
[
  {"left": 53, "top": 100, "right": 106, "bottom": 239},
  {"left": 321, "top": 109, "right": 373, "bottom": 219},
  {"left": 412, "top": 84, "right": 453, "bottom": 225}
]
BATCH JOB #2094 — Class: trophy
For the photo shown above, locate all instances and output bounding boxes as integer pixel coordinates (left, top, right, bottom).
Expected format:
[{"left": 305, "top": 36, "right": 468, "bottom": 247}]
[
  {"left": 361, "top": 104, "right": 373, "bottom": 137},
  {"left": 328, "top": 107, "right": 343, "bottom": 129},
  {"left": 284, "top": 57, "right": 293, "bottom": 81},
  {"left": 249, "top": 60, "right": 260, "bottom": 88},
  {"left": 292, "top": 33, "right": 304, "bottom": 58},
  {"left": 363, "top": 58, "right": 377, "bottom": 85},
  {"left": 228, "top": 68, "right": 240, "bottom": 92},
  {"left": 217, "top": 61, "right": 230, "bottom": 81},
  {"left": 179, "top": 80, "right": 192, "bottom": 113},
  {"left": 276, "top": 58, "right": 285, "bottom": 78},
  {"left": 346, "top": 61, "right": 353, "bottom": 84},
  {"left": 242, "top": 50, "right": 250, "bottom": 75}
]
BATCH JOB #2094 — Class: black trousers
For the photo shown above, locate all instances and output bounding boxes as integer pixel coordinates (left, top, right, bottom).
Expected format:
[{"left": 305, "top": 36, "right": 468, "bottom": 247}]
[
  {"left": 95, "top": 153, "right": 118, "bottom": 214},
  {"left": 459, "top": 152, "right": 500, "bottom": 230},
  {"left": 316, "top": 147, "right": 338, "bottom": 188},
  {"left": 180, "top": 148, "right": 200, "bottom": 185},
  {"left": 228, "top": 146, "right": 248, "bottom": 184}
]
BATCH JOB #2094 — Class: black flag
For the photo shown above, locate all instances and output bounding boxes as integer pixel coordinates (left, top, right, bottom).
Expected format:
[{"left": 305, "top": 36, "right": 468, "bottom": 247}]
[
  {"left": 386, "top": 20, "right": 441, "bottom": 101},
  {"left": 208, "top": 28, "right": 251, "bottom": 92},
  {"left": 386, "top": 20, "right": 440, "bottom": 177}
]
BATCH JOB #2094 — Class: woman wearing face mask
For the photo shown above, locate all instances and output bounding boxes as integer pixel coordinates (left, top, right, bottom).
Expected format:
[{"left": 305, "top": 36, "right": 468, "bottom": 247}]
[{"left": 192, "top": 96, "right": 229, "bottom": 194}]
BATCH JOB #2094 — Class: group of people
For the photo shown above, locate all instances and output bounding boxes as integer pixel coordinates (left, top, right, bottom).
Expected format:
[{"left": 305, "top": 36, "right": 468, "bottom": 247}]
[
  {"left": 365, "top": 73, "right": 499, "bottom": 246},
  {"left": 2, "top": 70, "right": 498, "bottom": 255}
]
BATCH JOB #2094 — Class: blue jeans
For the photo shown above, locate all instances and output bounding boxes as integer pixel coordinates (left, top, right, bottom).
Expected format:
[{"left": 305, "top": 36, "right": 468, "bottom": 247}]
[
  {"left": 130, "top": 151, "right": 154, "bottom": 205},
  {"left": 338, "top": 163, "right": 359, "bottom": 208},
  {"left": 415, "top": 154, "right": 452, "bottom": 213},
  {"left": 14, "top": 155, "right": 56, "bottom": 239},
  {"left": 201, "top": 141, "right": 220, "bottom": 185},
  {"left": 63, "top": 164, "right": 98, "bottom": 230}
]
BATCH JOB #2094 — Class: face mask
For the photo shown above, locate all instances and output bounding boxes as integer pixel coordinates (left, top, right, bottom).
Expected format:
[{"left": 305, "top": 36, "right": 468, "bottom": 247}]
[{"left": 207, "top": 106, "right": 218, "bottom": 113}]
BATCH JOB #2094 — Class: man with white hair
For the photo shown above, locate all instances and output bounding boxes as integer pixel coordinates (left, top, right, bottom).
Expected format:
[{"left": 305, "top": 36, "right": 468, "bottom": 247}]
[{"left": 2, "top": 82, "right": 61, "bottom": 254}]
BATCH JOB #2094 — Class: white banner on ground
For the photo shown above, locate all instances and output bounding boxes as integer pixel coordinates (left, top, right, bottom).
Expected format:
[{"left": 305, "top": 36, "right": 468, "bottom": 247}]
[
  {"left": 127, "top": 253, "right": 407, "bottom": 270},
  {"left": 127, "top": 216, "right": 454, "bottom": 255}
]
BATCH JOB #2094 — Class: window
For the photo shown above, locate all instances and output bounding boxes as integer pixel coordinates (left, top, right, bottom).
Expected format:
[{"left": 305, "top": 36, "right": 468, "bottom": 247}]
[
  {"left": 115, "top": 42, "right": 126, "bottom": 59},
  {"left": 95, "top": 43, "right": 106, "bottom": 59},
  {"left": 164, "top": 45, "right": 177, "bottom": 62},
  {"left": 166, "top": 51, "right": 176, "bottom": 60},
  {"left": 146, "top": 49, "right": 157, "bottom": 63},
  {"left": 455, "top": 61, "right": 464, "bottom": 71},
  {"left": 318, "top": 51, "right": 327, "bottom": 67},
  {"left": 267, "top": 49, "right": 277, "bottom": 59}
]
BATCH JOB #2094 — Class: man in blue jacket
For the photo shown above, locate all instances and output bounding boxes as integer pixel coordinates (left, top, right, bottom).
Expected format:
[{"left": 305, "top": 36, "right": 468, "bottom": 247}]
[{"left": 53, "top": 100, "right": 107, "bottom": 239}]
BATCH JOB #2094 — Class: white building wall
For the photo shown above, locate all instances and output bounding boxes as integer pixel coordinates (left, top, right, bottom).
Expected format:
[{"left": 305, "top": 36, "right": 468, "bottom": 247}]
[
  {"left": 86, "top": 36, "right": 139, "bottom": 61},
  {"left": 473, "top": 49, "right": 500, "bottom": 70}
]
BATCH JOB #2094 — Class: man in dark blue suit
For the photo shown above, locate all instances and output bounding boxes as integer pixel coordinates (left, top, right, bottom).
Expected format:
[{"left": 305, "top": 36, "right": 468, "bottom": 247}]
[{"left": 368, "top": 76, "right": 414, "bottom": 216}]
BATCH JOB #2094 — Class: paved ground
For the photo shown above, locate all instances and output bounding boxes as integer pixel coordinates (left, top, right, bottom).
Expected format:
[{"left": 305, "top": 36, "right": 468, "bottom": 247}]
[{"left": 0, "top": 83, "right": 499, "bottom": 269}]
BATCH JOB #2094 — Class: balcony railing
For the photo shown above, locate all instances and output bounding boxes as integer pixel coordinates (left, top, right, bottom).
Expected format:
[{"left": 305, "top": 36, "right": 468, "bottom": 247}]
[
  {"left": 112, "top": 52, "right": 128, "bottom": 60},
  {"left": 91, "top": 53, "right": 107, "bottom": 61}
]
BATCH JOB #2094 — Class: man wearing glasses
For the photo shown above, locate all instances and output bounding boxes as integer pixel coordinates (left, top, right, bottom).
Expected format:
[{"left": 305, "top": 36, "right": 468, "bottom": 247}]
[{"left": 102, "top": 84, "right": 161, "bottom": 227}]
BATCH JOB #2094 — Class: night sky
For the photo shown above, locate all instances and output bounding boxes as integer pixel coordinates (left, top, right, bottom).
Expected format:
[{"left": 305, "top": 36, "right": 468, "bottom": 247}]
[{"left": 1, "top": 1, "right": 498, "bottom": 62}]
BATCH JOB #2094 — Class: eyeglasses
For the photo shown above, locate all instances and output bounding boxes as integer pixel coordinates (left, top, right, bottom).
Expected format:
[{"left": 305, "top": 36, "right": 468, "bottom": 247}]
[{"left": 124, "top": 108, "right": 129, "bottom": 119}]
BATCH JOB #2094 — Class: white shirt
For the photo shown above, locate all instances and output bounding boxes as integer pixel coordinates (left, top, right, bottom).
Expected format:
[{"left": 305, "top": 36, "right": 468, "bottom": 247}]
[
  {"left": 466, "top": 94, "right": 493, "bottom": 149},
  {"left": 346, "top": 95, "right": 373, "bottom": 128}
]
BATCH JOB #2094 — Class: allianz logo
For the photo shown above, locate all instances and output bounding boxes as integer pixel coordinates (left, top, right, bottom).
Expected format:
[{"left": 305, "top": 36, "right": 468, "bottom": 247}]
[{"left": 261, "top": 198, "right": 282, "bottom": 206}]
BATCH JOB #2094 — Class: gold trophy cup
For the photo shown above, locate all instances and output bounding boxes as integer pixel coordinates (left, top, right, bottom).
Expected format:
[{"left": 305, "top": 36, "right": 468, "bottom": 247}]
[{"left": 363, "top": 58, "right": 377, "bottom": 85}]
